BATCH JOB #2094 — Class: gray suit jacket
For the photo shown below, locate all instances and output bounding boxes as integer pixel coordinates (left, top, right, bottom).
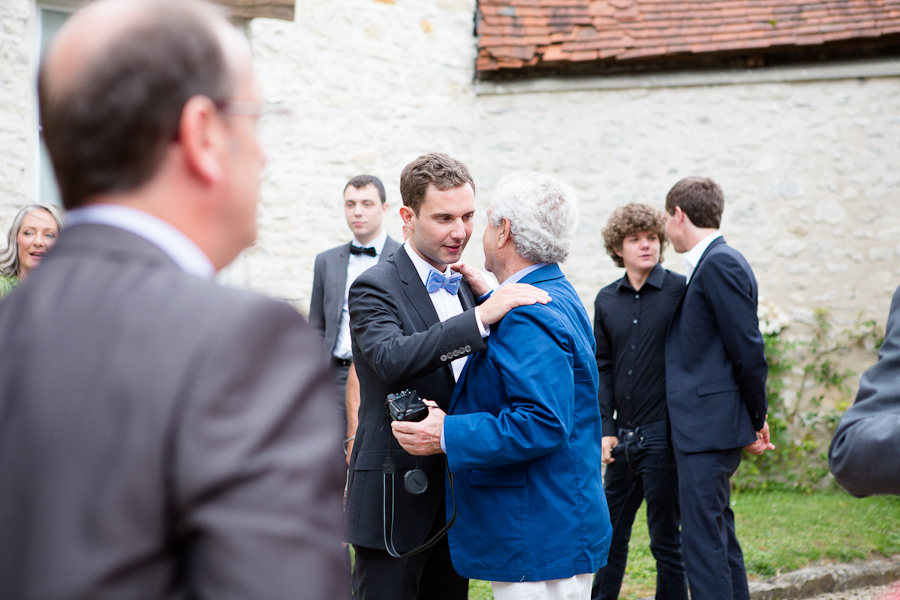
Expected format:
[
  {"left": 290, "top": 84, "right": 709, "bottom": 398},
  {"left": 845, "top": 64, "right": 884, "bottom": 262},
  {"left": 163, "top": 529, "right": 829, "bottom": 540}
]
[
  {"left": 0, "top": 224, "right": 349, "bottom": 599},
  {"left": 308, "top": 235, "right": 401, "bottom": 358},
  {"left": 829, "top": 284, "right": 900, "bottom": 497},
  {"left": 343, "top": 248, "right": 486, "bottom": 551}
]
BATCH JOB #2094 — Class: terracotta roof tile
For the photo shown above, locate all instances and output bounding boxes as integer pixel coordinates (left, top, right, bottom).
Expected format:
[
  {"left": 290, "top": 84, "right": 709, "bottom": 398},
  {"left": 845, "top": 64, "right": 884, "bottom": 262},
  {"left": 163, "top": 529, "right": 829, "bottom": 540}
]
[{"left": 478, "top": 0, "right": 900, "bottom": 71}]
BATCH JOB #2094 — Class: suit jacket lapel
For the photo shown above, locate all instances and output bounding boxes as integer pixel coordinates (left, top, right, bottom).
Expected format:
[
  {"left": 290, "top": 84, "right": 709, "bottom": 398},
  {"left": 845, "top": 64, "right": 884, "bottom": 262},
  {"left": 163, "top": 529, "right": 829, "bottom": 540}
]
[
  {"left": 332, "top": 244, "right": 351, "bottom": 326},
  {"left": 395, "top": 248, "right": 440, "bottom": 328}
]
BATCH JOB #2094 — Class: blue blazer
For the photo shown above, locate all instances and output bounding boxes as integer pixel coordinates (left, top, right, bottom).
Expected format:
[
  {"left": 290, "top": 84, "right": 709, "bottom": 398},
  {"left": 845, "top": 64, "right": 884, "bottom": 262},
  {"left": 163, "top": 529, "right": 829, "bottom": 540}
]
[
  {"left": 665, "top": 237, "right": 768, "bottom": 453},
  {"left": 442, "top": 264, "right": 612, "bottom": 582}
]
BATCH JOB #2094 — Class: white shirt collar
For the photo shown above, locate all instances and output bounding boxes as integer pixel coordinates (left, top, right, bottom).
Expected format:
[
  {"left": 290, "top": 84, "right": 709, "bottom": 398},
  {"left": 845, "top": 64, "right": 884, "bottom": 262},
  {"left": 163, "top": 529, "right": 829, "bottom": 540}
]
[
  {"left": 498, "top": 263, "right": 546, "bottom": 288},
  {"left": 352, "top": 228, "right": 388, "bottom": 255},
  {"left": 404, "top": 241, "right": 453, "bottom": 286},
  {"left": 66, "top": 204, "right": 215, "bottom": 280},
  {"left": 682, "top": 231, "right": 722, "bottom": 283}
]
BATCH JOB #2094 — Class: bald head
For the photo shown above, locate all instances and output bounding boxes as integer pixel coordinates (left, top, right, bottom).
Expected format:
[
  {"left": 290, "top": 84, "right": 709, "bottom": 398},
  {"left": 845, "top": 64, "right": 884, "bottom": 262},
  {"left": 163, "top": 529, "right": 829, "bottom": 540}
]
[{"left": 39, "top": 0, "right": 245, "bottom": 209}]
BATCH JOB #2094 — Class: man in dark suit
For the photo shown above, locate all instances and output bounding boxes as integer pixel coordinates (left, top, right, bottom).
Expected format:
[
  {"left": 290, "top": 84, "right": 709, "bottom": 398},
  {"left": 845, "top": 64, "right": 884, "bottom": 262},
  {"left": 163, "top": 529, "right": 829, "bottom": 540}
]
[
  {"left": 0, "top": 2, "right": 347, "bottom": 598},
  {"left": 663, "top": 177, "right": 772, "bottom": 600},
  {"left": 344, "top": 153, "right": 550, "bottom": 600},
  {"left": 309, "top": 174, "right": 401, "bottom": 435},
  {"left": 829, "top": 284, "right": 900, "bottom": 497}
]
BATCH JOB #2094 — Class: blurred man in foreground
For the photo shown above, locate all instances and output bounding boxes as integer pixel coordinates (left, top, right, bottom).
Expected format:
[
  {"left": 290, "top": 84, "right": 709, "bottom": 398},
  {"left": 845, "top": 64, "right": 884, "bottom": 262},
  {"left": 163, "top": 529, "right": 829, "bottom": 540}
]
[
  {"left": 830, "top": 284, "right": 900, "bottom": 497},
  {"left": 0, "top": 1, "right": 347, "bottom": 598}
]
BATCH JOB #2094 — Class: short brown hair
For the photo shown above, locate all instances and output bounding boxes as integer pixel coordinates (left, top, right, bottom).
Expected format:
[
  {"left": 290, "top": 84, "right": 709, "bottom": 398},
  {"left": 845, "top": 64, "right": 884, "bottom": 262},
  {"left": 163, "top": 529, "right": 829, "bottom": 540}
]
[
  {"left": 399, "top": 153, "right": 475, "bottom": 215},
  {"left": 602, "top": 203, "right": 667, "bottom": 269},
  {"left": 664, "top": 176, "right": 724, "bottom": 229},
  {"left": 39, "top": 1, "right": 233, "bottom": 209},
  {"left": 344, "top": 174, "right": 386, "bottom": 204}
]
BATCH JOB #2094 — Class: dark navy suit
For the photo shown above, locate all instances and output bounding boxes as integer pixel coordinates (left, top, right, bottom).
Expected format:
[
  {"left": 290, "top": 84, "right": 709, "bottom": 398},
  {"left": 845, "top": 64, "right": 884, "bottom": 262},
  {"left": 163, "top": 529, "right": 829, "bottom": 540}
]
[{"left": 665, "top": 236, "right": 767, "bottom": 600}]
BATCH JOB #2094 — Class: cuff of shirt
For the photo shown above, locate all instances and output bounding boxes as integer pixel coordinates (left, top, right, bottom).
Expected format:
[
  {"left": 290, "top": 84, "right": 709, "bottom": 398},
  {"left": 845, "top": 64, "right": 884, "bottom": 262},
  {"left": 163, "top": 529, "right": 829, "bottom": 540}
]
[
  {"left": 440, "top": 423, "right": 447, "bottom": 453},
  {"left": 474, "top": 307, "right": 490, "bottom": 338}
]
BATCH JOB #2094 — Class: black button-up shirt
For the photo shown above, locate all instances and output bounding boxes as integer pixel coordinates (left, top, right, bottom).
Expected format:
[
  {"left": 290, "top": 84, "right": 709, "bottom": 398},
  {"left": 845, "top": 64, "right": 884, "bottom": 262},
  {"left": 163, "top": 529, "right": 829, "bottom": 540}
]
[{"left": 593, "top": 263, "right": 686, "bottom": 437}]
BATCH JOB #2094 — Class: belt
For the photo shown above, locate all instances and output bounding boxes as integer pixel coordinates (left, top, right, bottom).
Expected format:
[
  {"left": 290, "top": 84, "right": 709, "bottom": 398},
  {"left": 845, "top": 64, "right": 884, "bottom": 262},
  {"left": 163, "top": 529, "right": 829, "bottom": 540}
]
[
  {"left": 331, "top": 357, "right": 352, "bottom": 368},
  {"left": 616, "top": 418, "right": 668, "bottom": 439}
]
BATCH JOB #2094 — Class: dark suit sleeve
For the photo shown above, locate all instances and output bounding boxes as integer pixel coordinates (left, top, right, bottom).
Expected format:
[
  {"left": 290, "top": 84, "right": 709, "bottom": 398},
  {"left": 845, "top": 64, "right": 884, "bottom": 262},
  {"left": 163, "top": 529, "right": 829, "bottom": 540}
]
[
  {"left": 176, "top": 298, "right": 348, "bottom": 600},
  {"left": 308, "top": 254, "right": 327, "bottom": 341},
  {"left": 594, "top": 294, "right": 617, "bottom": 437},
  {"left": 829, "top": 285, "right": 900, "bottom": 497},
  {"left": 702, "top": 254, "right": 768, "bottom": 431},
  {"left": 348, "top": 273, "right": 485, "bottom": 386}
]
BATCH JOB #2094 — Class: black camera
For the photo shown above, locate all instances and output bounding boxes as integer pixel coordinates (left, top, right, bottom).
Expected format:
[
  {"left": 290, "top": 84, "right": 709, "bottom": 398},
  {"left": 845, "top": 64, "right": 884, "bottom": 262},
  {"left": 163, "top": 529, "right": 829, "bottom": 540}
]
[{"left": 386, "top": 389, "right": 429, "bottom": 422}]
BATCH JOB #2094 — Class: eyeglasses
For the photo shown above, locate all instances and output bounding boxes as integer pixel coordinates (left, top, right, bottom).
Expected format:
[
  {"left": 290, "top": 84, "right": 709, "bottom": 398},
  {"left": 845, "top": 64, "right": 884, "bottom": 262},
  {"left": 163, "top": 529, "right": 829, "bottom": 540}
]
[{"left": 216, "top": 100, "right": 292, "bottom": 118}]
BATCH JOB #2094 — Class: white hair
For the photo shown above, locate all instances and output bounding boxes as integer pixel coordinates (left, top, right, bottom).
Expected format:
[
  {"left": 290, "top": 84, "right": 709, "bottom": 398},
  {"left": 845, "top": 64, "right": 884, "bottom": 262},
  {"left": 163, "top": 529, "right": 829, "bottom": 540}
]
[{"left": 488, "top": 172, "right": 579, "bottom": 265}]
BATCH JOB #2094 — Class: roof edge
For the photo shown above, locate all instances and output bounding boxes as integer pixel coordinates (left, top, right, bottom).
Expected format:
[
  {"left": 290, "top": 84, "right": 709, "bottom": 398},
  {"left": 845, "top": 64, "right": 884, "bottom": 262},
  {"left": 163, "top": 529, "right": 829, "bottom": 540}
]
[{"left": 475, "top": 57, "right": 900, "bottom": 96}]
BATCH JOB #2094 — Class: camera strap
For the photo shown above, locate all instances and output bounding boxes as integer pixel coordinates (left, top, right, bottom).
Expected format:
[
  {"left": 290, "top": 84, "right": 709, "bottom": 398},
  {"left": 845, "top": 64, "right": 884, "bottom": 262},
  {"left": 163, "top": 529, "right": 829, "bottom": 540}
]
[{"left": 382, "top": 438, "right": 457, "bottom": 558}]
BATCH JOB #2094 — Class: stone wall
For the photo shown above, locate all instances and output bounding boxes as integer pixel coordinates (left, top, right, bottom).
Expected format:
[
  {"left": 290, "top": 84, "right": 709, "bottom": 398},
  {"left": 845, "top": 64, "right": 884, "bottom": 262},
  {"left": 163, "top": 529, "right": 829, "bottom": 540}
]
[
  {"left": 1, "top": 0, "right": 898, "bottom": 348},
  {"left": 0, "top": 0, "right": 35, "bottom": 220}
]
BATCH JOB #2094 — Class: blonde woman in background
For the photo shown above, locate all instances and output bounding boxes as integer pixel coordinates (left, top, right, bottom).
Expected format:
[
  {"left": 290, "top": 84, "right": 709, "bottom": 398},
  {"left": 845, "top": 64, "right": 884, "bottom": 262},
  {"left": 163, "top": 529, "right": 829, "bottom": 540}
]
[{"left": 0, "top": 203, "right": 66, "bottom": 298}]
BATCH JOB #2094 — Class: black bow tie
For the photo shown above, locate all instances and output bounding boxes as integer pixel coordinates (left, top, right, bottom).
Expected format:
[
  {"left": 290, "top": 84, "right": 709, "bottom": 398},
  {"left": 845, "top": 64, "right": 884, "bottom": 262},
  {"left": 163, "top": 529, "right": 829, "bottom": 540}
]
[{"left": 350, "top": 245, "right": 377, "bottom": 257}]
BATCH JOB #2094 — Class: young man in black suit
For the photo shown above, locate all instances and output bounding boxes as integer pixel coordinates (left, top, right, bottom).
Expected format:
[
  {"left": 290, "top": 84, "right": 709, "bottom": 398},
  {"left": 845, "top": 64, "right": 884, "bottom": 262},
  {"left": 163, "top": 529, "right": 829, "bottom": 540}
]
[
  {"left": 309, "top": 175, "right": 401, "bottom": 434},
  {"left": 663, "top": 177, "right": 773, "bottom": 600},
  {"left": 344, "top": 153, "right": 549, "bottom": 600},
  {"left": 592, "top": 204, "right": 687, "bottom": 600}
]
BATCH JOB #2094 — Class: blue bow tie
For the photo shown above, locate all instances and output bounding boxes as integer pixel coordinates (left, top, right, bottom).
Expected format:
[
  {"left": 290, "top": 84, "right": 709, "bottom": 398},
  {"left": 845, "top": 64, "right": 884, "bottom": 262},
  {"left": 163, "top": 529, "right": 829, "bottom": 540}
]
[{"left": 425, "top": 270, "right": 462, "bottom": 295}]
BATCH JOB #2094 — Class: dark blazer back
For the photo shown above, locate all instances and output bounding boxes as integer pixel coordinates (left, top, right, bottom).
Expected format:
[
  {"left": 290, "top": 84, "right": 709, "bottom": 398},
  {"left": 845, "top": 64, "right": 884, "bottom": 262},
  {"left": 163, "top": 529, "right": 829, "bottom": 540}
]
[
  {"left": 665, "top": 237, "right": 768, "bottom": 453},
  {"left": 308, "top": 235, "right": 401, "bottom": 357},
  {"left": 343, "top": 247, "right": 486, "bottom": 551},
  {"left": 0, "top": 224, "right": 347, "bottom": 599}
]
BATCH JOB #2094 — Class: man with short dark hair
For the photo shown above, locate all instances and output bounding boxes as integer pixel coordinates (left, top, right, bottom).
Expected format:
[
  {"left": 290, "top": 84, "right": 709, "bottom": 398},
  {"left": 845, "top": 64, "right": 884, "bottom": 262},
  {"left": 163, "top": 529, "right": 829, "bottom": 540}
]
[
  {"left": 0, "top": 1, "right": 347, "bottom": 598},
  {"left": 591, "top": 203, "right": 687, "bottom": 600},
  {"left": 344, "top": 153, "right": 550, "bottom": 600},
  {"left": 309, "top": 174, "right": 401, "bottom": 440},
  {"left": 664, "top": 176, "right": 772, "bottom": 600}
]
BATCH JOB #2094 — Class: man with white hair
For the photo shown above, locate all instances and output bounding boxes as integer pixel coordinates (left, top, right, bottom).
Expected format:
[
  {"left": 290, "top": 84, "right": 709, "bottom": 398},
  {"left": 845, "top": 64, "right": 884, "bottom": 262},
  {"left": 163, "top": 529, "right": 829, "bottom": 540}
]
[{"left": 392, "top": 172, "right": 612, "bottom": 600}]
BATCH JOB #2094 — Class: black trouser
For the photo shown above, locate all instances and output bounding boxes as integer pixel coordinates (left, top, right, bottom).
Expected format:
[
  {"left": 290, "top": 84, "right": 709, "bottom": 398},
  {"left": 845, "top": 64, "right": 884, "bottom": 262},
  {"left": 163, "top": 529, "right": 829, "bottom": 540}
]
[
  {"left": 592, "top": 420, "right": 688, "bottom": 600},
  {"left": 350, "top": 498, "right": 468, "bottom": 600},
  {"left": 674, "top": 446, "right": 748, "bottom": 600}
]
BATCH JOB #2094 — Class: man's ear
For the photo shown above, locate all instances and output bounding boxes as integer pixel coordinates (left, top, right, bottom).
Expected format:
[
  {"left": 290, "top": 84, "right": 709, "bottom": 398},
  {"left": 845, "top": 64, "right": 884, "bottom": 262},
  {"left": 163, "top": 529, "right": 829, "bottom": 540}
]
[
  {"left": 615, "top": 247, "right": 624, "bottom": 258},
  {"left": 399, "top": 205, "right": 415, "bottom": 229},
  {"left": 178, "top": 95, "right": 226, "bottom": 185},
  {"left": 497, "top": 218, "right": 512, "bottom": 248}
]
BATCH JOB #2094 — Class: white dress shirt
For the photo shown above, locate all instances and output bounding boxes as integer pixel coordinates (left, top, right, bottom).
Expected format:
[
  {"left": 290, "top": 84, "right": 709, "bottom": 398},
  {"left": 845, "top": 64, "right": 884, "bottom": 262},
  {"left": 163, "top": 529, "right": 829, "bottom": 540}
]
[
  {"left": 403, "top": 242, "right": 488, "bottom": 381},
  {"left": 66, "top": 204, "right": 215, "bottom": 279},
  {"left": 682, "top": 231, "right": 722, "bottom": 283},
  {"left": 334, "top": 229, "right": 388, "bottom": 360}
]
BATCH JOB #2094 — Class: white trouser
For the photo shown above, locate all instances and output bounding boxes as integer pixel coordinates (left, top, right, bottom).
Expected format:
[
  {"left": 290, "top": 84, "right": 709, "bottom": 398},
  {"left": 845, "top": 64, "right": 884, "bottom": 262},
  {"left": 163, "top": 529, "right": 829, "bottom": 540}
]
[{"left": 491, "top": 573, "right": 592, "bottom": 600}]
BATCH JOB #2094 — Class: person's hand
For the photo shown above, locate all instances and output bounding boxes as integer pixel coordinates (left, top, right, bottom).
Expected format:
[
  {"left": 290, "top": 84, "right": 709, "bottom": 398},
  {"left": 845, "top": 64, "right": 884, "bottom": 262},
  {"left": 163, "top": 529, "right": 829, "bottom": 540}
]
[
  {"left": 601, "top": 436, "right": 618, "bottom": 465},
  {"left": 744, "top": 420, "right": 775, "bottom": 455},
  {"left": 345, "top": 439, "right": 354, "bottom": 466},
  {"left": 391, "top": 399, "right": 446, "bottom": 456},
  {"left": 451, "top": 263, "right": 491, "bottom": 297},
  {"left": 478, "top": 283, "right": 551, "bottom": 326}
]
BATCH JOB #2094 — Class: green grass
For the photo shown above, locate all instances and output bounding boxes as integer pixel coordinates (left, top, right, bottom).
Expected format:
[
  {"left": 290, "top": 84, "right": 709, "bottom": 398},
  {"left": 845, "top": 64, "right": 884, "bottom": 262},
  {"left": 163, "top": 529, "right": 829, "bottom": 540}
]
[{"left": 467, "top": 490, "right": 900, "bottom": 600}]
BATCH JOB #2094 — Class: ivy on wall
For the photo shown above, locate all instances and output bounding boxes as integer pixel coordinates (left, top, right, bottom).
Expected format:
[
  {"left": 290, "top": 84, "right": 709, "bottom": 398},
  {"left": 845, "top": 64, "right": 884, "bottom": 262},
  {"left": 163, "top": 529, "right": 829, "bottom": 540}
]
[{"left": 734, "top": 307, "right": 884, "bottom": 493}]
